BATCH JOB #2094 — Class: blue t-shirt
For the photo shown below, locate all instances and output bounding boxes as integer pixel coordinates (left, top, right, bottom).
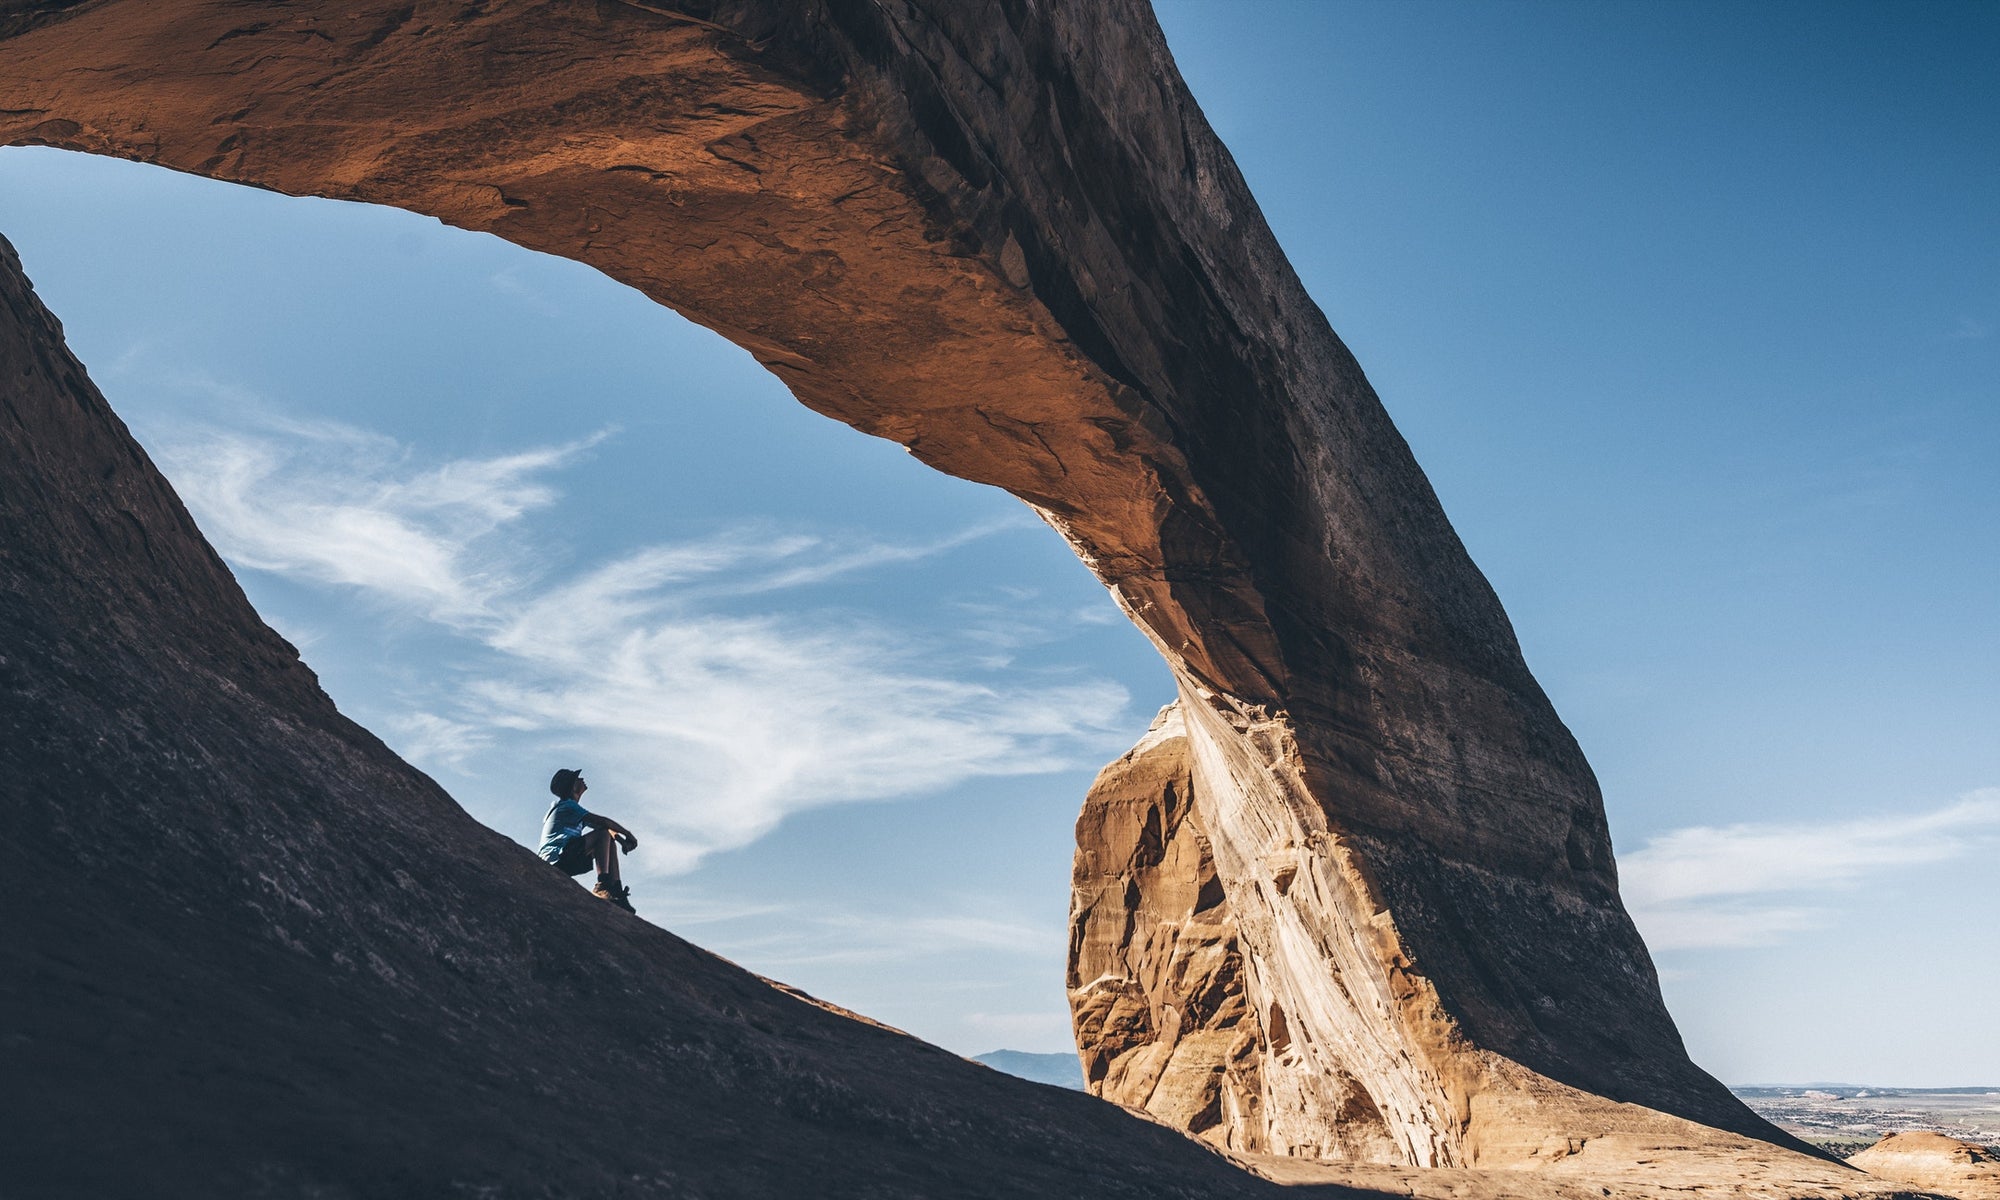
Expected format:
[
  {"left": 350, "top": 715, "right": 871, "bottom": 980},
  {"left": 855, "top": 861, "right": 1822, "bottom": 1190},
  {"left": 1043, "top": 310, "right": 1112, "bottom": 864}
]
[{"left": 539, "top": 797, "right": 596, "bottom": 862}]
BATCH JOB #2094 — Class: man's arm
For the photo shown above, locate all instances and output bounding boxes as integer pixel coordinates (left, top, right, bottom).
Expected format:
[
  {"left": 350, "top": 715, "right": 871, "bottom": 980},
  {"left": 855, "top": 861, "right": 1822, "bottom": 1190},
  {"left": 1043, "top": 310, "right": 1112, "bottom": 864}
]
[{"left": 583, "top": 812, "right": 637, "bottom": 849}]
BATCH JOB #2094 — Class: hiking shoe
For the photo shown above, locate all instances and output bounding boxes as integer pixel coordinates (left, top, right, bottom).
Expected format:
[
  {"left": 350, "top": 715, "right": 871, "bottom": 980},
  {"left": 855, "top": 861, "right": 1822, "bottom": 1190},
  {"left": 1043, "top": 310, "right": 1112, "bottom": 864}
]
[{"left": 593, "top": 880, "right": 636, "bottom": 913}]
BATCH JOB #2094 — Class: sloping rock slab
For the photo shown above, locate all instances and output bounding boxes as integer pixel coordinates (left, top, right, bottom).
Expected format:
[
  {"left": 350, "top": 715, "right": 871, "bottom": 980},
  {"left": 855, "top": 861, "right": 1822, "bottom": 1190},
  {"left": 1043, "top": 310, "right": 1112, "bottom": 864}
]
[{"left": 0, "top": 234, "right": 1338, "bottom": 1198}]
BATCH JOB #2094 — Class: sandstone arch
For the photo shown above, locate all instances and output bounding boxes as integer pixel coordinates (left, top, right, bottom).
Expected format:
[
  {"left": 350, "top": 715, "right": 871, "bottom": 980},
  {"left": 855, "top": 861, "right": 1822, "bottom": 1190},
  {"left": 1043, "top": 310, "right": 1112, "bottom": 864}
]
[{"left": 2, "top": 0, "right": 1808, "bottom": 1171}]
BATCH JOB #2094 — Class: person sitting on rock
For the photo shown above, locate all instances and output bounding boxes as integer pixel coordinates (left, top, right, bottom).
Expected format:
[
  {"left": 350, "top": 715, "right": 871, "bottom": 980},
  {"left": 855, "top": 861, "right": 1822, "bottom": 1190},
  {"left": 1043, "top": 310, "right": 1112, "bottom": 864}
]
[{"left": 538, "top": 767, "right": 638, "bottom": 913}]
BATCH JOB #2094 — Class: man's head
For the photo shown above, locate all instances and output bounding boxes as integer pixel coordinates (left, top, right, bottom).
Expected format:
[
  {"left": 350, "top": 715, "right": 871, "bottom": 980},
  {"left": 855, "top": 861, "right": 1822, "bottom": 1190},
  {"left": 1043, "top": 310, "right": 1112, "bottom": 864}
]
[{"left": 549, "top": 767, "right": 587, "bottom": 799}]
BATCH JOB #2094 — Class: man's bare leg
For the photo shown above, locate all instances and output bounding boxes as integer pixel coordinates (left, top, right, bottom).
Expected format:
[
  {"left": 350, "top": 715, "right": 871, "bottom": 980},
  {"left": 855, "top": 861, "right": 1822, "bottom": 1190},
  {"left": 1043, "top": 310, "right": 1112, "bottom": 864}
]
[
  {"left": 583, "top": 829, "right": 631, "bottom": 910},
  {"left": 586, "top": 829, "right": 621, "bottom": 882}
]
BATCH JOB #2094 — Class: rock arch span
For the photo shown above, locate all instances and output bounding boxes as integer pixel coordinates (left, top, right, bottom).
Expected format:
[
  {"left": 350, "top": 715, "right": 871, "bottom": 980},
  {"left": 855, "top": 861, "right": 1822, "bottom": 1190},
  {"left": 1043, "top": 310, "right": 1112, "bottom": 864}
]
[{"left": 1, "top": 0, "right": 1804, "bottom": 1169}]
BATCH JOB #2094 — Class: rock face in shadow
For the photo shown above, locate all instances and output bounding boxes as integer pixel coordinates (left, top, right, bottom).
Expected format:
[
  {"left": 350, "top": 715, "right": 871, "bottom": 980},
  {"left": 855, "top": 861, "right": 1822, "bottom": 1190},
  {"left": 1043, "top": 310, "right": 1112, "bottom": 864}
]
[
  {"left": 0, "top": 233, "right": 1322, "bottom": 1197},
  {"left": 1, "top": 0, "right": 1824, "bottom": 1172}
]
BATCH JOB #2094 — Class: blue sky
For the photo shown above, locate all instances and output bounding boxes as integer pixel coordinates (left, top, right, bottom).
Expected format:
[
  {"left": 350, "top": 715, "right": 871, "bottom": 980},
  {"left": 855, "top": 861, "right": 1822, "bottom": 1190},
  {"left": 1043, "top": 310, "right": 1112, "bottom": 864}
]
[{"left": 2, "top": 1, "right": 1994, "bottom": 1085}]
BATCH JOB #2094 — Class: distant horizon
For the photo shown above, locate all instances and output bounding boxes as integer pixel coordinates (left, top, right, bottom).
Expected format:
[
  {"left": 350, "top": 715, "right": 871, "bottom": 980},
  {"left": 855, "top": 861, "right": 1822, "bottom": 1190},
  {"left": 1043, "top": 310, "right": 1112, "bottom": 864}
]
[{"left": 1731, "top": 1084, "right": 2000, "bottom": 1094}]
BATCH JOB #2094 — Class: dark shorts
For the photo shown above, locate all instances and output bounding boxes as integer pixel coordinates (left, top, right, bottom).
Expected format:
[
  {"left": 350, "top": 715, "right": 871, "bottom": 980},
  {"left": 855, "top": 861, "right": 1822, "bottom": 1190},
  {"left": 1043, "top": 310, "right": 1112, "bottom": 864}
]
[{"left": 547, "top": 834, "right": 596, "bottom": 877}]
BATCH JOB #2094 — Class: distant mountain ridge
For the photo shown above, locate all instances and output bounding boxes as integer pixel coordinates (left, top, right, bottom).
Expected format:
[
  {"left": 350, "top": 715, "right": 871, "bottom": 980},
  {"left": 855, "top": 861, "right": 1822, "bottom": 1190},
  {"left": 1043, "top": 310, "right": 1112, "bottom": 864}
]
[{"left": 976, "top": 1051, "right": 1086, "bottom": 1091}]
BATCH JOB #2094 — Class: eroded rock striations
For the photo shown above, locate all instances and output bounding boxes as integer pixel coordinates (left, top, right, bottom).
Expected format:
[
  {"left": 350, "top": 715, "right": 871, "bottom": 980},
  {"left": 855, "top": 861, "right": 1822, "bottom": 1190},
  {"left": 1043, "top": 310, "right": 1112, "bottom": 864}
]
[
  {"left": 1069, "top": 703, "right": 1271, "bottom": 1153},
  {"left": 0, "top": 0, "right": 1858, "bottom": 1181},
  {"left": 1070, "top": 701, "right": 1404, "bottom": 1162}
]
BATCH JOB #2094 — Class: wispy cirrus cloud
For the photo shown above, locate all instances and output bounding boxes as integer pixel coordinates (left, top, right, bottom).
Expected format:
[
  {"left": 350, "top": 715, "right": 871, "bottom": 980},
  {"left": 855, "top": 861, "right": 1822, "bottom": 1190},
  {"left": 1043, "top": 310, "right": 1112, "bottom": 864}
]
[
  {"left": 145, "top": 409, "right": 1133, "bottom": 874},
  {"left": 384, "top": 711, "right": 493, "bottom": 772},
  {"left": 1620, "top": 791, "right": 2000, "bottom": 950},
  {"left": 464, "top": 548, "right": 1128, "bottom": 868},
  {"left": 156, "top": 414, "right": 606, "bottom": 622}
]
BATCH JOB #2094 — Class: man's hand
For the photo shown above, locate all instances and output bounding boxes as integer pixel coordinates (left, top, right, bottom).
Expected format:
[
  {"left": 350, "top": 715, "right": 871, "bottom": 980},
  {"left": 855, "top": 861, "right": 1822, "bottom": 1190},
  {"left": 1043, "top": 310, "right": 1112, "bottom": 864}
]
[{"left": 616, "top": 830, "right": 639, "bottom": 854}]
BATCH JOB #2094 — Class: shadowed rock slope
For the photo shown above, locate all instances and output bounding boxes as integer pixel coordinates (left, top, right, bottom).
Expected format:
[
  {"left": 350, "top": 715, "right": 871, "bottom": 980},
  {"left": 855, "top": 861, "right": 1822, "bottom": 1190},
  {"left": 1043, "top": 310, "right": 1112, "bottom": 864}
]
[
  {"left": 0, "top": 233, "right": 1353, "bottom": 1197},
  {"left": 0, "top": 0, "right": 1866, "bottom": 1173}
]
